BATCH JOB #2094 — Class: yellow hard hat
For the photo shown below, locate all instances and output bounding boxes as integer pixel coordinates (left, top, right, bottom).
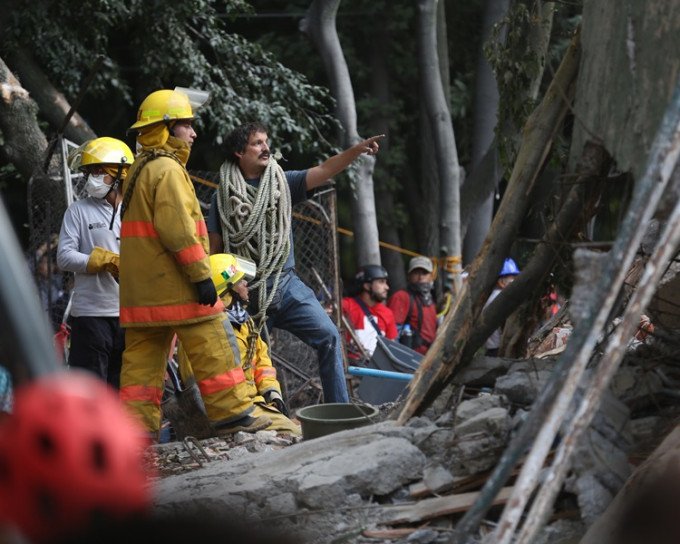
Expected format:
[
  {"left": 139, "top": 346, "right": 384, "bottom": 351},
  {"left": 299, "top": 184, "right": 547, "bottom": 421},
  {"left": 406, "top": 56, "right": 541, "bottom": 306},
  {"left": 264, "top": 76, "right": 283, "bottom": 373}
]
[
  {"left": 210, "top": 253, "right": 257, "bottom": 300},
  {"left": 129, "top": 89, "right": 195, "bottom": 130},
  {"left": 70, "top": 137, "right": 134, "bottom": 178}
]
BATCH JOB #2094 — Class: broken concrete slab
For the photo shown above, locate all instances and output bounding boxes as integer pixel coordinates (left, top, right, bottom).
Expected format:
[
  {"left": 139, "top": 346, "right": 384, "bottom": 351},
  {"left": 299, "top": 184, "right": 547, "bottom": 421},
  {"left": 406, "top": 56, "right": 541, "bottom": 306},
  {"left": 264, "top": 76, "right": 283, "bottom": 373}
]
[
  {"left": 454, "top": 393, "right": 506, "bottom": 425},
  {"left": 609, "top": 364, "right": 663, "bottom": 409},
  {"left": 153, "top": 420, "right": 431, "bottom": 540},
  {"left": 451, "top": 356, "right": 515, "bottom": 388},
  {"left": 494, "top": 367, "right": 552, "bottom": 405}
]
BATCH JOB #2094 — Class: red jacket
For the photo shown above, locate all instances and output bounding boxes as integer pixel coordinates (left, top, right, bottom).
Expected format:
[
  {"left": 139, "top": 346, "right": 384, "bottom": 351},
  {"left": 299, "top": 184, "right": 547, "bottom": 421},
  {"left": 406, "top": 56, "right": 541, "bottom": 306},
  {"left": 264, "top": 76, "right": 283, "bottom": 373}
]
[
  {"left": 342, "top": 296, "right": 397, "bottom": 356},
  {"left": 387, "top": 289, "right": 437, "bottom": 354}
]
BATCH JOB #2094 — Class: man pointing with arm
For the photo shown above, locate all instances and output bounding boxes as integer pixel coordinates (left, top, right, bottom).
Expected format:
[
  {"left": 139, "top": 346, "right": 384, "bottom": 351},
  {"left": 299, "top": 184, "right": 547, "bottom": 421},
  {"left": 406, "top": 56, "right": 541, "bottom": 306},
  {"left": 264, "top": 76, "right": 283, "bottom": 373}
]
[{"left": 208, "top": 123, "right": 383, "bottom": 403}]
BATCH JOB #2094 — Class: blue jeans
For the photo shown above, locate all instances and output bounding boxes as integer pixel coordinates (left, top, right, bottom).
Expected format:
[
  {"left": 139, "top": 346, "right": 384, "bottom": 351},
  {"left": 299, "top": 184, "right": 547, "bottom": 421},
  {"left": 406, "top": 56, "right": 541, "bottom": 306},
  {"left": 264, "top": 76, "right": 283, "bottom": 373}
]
[{"left": 266, "top": 273, "right": 349, "bottom": 403}]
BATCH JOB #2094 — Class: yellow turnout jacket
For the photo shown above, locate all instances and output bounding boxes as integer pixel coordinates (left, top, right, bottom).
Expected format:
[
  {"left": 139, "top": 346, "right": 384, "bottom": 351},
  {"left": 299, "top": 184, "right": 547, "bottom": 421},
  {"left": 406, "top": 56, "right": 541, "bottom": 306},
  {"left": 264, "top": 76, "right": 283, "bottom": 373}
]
[{"left": 119, "top": 136, "right": 223, "bottom": 326}]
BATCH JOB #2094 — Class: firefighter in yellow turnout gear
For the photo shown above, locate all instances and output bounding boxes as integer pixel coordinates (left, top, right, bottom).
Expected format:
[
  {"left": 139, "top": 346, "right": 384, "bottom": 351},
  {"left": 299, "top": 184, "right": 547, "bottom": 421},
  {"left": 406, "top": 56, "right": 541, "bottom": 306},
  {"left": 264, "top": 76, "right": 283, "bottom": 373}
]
[
  {"left": 119, "top": 89, "right": 270, "bottom": 435},
  {"left": 178, "top": 254, "right": 301, "bottom": 436}
]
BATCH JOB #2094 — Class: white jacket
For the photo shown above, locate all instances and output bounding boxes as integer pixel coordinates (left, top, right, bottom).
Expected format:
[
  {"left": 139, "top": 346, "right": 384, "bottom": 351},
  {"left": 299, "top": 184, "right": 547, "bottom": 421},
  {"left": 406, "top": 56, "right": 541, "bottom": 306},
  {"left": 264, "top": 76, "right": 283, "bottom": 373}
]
[{"left": 57, "top": 197, "right": 120, "bottom": 317}]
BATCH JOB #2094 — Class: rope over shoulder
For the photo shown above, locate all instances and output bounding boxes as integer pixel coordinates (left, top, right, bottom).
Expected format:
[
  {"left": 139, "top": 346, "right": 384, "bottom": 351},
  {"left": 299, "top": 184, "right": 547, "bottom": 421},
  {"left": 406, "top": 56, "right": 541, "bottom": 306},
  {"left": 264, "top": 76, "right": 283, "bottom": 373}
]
[
  {"left": 216, "top": 159, "right": 292, "bottom": 359},
  {"left": 120, "top": 149, "right": 184, "bottom": 219}
]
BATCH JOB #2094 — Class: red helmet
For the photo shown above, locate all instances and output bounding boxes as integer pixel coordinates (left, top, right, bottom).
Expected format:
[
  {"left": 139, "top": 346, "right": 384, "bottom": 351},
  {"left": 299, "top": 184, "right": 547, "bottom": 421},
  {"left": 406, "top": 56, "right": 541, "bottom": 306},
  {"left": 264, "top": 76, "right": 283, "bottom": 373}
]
[{"left": 0, "top": 371, "right": 154, "bottom": 542}]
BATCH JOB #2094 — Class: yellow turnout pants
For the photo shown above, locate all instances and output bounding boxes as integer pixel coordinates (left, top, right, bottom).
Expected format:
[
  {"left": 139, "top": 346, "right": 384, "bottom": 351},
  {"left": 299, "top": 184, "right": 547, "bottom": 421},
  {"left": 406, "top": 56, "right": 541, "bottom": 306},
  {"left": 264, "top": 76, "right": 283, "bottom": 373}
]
[{"left": 120, "top": 315, "right": 253, "bottom": 432}]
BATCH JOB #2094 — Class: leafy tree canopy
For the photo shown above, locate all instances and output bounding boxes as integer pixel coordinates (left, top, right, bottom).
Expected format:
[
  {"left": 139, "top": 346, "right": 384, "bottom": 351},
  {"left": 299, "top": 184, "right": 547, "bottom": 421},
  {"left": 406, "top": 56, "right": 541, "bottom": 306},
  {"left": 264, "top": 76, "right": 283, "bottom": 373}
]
[{"left": 1, "top": 0, "right": 338, "bottom": 169}]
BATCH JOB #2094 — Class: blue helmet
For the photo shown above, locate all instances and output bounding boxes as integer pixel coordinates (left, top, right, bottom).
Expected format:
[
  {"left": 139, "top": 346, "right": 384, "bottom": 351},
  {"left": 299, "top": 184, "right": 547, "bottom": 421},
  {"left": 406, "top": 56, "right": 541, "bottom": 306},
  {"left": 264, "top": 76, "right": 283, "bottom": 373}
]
[{"left": 499, "top": 258, "right": 520, "bottom": 277}]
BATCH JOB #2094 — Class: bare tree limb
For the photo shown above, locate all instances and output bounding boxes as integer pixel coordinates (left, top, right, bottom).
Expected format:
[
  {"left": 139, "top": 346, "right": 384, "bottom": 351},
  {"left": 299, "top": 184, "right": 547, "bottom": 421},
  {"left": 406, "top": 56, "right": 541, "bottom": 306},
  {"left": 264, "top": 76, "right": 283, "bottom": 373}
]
[
  {"left": 458, "top": 60, "right": 680, "bottom": 544},
  {"left": 4, "top": 48, "right": 96, "bottom": 145},
  {"left": 0, "top": 56, "right": 49, "bottom": 180}
]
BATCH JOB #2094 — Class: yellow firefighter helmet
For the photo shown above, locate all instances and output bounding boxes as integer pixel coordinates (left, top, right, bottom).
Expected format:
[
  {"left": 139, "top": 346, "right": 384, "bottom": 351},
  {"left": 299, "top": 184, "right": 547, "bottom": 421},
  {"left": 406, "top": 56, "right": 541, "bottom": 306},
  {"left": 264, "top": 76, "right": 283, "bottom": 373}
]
[{"left": 209, "top": 253, "right": 257, "bottom": 304}]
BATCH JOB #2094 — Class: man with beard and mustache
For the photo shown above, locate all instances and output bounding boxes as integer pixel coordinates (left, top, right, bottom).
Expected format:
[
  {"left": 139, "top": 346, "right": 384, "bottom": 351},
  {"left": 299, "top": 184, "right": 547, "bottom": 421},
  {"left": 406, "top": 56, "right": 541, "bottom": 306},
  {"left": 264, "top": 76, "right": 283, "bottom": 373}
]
[
  {"left": 387, "top": 256, "right": 438, "bottom": 355},
  {"left": 342, "top": 264, "right": 398, "bottom": 357},
  {"left": 208, "top": 122, "right": 384, "bottom": 404}
]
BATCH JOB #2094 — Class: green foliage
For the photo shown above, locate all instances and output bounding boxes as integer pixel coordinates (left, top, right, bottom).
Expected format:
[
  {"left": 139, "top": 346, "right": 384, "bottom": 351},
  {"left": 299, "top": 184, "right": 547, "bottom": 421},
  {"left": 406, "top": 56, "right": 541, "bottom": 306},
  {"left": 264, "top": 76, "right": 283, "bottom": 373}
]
[
  {"left": 485, "top": 1, "right": 581, "bottom": 177},
  {"left": 2, "top": 0, "right": 337, "bottom": 164},
  {"left": 449, "top": 77, "right": 470, "bottom": 119},
  {"left": 485, "top": 2, "right": 542, "bottom": 174}
]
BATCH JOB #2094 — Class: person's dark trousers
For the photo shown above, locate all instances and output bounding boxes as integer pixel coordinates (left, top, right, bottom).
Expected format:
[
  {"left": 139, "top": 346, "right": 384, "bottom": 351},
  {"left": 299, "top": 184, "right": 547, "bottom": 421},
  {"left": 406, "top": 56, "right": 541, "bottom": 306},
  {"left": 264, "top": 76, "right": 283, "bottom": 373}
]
[{"left": 68, "top": 316, "right": 124, "bottom": 389}]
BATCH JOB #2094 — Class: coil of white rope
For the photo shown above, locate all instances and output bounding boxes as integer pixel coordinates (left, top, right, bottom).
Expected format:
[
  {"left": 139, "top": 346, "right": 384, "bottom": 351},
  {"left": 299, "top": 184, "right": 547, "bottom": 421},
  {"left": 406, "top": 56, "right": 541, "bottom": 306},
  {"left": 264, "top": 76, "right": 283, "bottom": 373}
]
[{"left": 216, "top": 158, "right": 291, "bottom": 340}]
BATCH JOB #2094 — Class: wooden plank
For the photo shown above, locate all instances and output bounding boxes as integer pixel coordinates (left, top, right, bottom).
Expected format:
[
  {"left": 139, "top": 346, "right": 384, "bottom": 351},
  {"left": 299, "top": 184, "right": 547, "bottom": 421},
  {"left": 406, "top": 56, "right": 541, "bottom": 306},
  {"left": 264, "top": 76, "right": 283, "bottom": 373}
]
[
  {"left": 362, "top": 528, "right": 419, "bottom": 538},
  {"left": 379, "top": 487, "right": 514, "bottom": 526},
  {"left": 409, "top": 461, "right": 537, "bottom": 499},
  {"left": 409, "top": 473, "right": 486, "bottom": 498}
]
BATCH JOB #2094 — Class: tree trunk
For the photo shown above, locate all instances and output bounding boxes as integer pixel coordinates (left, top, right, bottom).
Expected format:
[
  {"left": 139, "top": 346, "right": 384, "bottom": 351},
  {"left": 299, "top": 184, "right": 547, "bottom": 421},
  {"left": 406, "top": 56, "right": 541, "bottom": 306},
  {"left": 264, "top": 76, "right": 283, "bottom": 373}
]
[
  {"left": 4, "top": 48, "right": 96, "bottom": 145},
  {"left": 418, "top": 103, "right": 440, "bottom": 273},
  {"left": 417, "top": 0, "right": 462, "bottom": 292},
  {"left": 463, "top": 0, "right": 509, "bottom": 266},
  {"left": 0, "top": 56, "right": 51, "bottom": 180},
  {"left": 370, "top": 20, "right": 406, "bottom": 289},
  {"left": 526, "top": 2, "right": 555, "bottom": 102},
  {"left": 462, "top": 1, "right": 555, "bottom": 265},
  {"left": 300, "top": 0, "right": 381, "bottom": 266},
  {"left": 396, "top": 27, "right": 581, "bottom": 424}
]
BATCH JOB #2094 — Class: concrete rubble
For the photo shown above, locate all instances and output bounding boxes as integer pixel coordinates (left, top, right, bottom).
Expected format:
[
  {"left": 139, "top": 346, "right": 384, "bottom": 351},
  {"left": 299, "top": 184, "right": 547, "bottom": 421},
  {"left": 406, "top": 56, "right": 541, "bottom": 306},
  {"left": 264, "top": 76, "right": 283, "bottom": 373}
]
[{"left": 148, "top": 348, "right": 680, "bottom": 543}]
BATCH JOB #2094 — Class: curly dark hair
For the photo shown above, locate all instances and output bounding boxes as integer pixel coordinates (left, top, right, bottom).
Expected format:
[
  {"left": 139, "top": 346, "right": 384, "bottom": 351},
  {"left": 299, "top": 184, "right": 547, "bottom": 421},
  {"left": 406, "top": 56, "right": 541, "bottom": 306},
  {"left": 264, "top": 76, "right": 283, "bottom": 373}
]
[{"left": 224, "top": 122, "right": 269, "bottom": 164}]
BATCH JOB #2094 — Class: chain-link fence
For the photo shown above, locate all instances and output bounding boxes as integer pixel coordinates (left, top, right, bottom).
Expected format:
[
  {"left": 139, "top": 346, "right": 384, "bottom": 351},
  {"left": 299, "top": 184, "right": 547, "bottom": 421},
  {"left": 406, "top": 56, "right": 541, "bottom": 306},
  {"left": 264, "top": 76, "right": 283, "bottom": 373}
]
[{"left": 27, "top": 138, "right": 80, "bottom": 335}]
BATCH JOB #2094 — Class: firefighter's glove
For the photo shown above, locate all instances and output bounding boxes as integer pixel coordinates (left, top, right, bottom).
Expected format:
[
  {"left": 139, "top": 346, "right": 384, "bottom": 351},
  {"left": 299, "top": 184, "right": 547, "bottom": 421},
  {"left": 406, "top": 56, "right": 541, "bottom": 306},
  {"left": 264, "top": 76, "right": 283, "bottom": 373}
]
[
  {"left": 194, "top": 278, "right": 218, "bottom": 307},
  {"left": 86, "top": 246, "right": 120, "bottom": 278},
  {"left": 264, "top": 390, "right": 289, "bottom": 417}
]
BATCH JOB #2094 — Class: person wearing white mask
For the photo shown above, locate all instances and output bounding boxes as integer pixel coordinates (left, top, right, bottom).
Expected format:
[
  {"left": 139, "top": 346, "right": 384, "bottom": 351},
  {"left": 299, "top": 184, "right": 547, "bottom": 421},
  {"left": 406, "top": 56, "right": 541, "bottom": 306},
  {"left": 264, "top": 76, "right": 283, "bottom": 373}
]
[{"left": 57, "top": 137, "right": 133, "bottom": 388}]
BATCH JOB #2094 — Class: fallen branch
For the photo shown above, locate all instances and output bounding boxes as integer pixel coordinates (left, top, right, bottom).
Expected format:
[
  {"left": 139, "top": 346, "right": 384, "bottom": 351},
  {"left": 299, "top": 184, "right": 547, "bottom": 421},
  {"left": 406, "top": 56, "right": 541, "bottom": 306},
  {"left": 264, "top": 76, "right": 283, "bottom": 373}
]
[
  {"left": 379, "top": 487, "right": 514, "bottom": 526},
  {"left": 479, "top": 69, "right": 680, "bottom": 544}
]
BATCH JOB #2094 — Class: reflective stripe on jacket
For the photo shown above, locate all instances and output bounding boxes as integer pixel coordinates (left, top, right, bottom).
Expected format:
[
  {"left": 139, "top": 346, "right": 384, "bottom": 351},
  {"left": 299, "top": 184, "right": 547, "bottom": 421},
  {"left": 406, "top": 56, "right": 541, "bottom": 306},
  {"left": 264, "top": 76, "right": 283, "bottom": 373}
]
[{"left": 119, "top": 137, "right": 223, "bottom": 326}]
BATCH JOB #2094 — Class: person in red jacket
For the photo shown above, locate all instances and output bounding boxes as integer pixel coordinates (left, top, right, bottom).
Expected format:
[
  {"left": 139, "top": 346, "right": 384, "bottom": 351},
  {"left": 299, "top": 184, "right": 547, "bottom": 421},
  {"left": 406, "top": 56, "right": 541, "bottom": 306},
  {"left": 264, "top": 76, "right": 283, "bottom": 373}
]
[
  {"left": 387, "top": 256, "right": 438, "bottom": 355},
  {"left": 342, "top": 264, "right": 398, "bottom": 357}
]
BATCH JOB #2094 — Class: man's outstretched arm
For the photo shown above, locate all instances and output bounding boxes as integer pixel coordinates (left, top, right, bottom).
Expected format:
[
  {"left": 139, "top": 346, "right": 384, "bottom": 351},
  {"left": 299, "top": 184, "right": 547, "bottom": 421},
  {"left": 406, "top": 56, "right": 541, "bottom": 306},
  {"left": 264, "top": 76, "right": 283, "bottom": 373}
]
[{"left": 305, "top": 134, "right": 385, "bottom": 190}]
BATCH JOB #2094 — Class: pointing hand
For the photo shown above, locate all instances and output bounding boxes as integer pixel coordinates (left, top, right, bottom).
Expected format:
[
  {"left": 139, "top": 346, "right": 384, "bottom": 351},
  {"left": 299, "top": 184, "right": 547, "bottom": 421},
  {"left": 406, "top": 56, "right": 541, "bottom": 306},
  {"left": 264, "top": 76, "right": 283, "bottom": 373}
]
[{"left": 362, "top": 134, "right": 385, "bottom": 156}]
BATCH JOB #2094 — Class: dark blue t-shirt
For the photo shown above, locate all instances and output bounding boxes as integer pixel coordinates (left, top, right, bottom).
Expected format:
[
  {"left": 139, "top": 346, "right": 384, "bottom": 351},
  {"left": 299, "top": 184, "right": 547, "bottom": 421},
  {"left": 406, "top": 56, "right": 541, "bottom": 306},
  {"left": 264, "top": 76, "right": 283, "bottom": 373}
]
[{"left": 207, "top": 169, "right": 308, "bottom": 271}]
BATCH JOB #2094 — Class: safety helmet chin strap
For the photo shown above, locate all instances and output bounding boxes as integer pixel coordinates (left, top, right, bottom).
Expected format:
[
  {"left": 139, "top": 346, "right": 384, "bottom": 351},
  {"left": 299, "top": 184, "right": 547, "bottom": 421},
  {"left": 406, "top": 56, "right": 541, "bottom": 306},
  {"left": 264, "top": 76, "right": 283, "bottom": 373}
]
[
  {"left": 105, "top": 165, "right": 125, "bottom": 230},
  {"left": 107, "top": 165, "right": 124, "bottom": 194}
]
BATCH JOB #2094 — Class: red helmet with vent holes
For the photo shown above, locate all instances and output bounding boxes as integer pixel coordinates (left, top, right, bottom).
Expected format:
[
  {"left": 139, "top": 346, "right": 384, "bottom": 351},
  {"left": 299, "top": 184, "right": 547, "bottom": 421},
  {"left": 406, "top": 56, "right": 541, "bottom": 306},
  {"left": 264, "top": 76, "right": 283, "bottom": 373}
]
[{"left": 0, "top": 371, "right": 154, "bottom": 542}]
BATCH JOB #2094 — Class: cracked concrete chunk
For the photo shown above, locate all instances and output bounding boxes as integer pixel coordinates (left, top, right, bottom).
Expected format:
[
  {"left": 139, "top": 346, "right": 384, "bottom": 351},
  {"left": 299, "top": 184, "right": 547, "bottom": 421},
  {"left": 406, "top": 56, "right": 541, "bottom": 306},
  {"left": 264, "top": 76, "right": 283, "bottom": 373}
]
[
  {"left": 575, "top": 472, "right": 614, "bottom": 526},
  {"left": 263, "top": 492, "right": 297, "bottom": 517},
  {"left": 422, "top": 464, "right": 455, "bottom": 494},
  {"left": 455, "top": 406, "right": 510, "bottom": 437},
  {"left": 495, "top": 369, "right": 552, "bottom": 404},
  {"left": 297, "top": 436, "right": 426, "bottom": 507},
  {"left": 455, "top": 394, "right": 505, "bottom": 425}
]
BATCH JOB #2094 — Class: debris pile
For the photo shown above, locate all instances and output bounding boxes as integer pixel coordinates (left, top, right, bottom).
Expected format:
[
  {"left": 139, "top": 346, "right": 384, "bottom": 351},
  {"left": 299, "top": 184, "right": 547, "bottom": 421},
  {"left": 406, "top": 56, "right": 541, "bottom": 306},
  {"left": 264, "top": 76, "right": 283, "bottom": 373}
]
[{"left": 149, "top": 342, "right": 680, "bottom": 543}]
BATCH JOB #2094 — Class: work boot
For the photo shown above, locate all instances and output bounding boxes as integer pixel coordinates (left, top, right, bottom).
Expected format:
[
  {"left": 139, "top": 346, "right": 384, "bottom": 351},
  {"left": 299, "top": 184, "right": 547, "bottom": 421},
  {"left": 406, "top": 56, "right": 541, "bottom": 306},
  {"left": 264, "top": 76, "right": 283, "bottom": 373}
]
[{"left": 212, "top": 414, "right": 272, "bottom": 436}]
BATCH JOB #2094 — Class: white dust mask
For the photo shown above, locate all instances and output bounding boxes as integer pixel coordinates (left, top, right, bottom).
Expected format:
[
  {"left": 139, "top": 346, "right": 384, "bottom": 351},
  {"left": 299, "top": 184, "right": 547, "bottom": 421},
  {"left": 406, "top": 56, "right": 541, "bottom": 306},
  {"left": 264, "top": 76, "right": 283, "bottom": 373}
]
[{"left": 85, "top": 173, "right": 112, "bottom": 199}]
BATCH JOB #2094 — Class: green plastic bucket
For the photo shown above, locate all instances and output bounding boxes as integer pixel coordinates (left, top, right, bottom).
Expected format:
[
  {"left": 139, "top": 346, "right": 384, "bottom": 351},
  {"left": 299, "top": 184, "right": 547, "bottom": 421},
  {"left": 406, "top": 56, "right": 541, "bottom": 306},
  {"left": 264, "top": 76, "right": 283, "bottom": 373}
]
[{"left": 296, "top": 403, "right": 379, "bottom": 440}]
